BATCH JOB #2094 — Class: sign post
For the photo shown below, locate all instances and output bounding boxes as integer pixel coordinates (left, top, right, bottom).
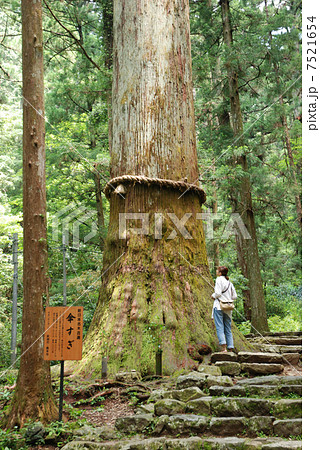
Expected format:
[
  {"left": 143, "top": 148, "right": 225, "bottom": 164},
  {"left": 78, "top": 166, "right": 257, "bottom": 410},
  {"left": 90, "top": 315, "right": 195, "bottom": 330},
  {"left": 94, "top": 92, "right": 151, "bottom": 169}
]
[
  {"left": 44, "top": 306, "right": 83, "bottom": 420},
  {"left": 44, "top": 235, "right": 83, "bottom": 421},
  {"left": 59, "top": 234, "right": 67, "bottom": 422}
]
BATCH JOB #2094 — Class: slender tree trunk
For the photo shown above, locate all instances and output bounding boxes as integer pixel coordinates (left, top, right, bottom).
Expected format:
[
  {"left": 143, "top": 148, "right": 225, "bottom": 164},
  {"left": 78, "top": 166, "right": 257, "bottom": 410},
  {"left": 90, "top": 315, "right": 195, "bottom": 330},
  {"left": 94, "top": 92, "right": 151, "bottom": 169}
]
[
  {"left": 211, "top": 161, "right": 220, "bottom": 273},
  {"left": 3, "top": 0, "right": 58, "bottom": 428},
  {"left": 280, "top": 107, "right": 302, "bottom": 228},
  {"left": 100, "top": 0, "right": 113, "bottom": 70},
  {"left": 220, "top": 0, "right": 268, "bottom": 333},
  {"left": 72, "top": 0, "right": 251, "bottom": 377},
  {"left": 264, "top": 0, "right": 302, "bottom": 229},
  {"left": 214, "top": 52, "right": 252, "bottom": 320}
]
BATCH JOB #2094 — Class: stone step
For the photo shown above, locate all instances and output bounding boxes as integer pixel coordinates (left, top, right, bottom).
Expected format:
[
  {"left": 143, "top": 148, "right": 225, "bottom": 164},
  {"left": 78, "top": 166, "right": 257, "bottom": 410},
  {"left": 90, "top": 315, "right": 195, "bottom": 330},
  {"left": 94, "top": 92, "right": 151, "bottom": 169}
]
[
  {"left": 61, "top": 435, "right": 302, "bottom": 449},
  {"left": 278, "top": 385, "right": 302, "bottom": 396},
  {"left": 149, "top": 386, "right": 206, "bottom": 403},
  {"left": 210, "top": 397, "right": 273, "bottom": 417},
  {"left": 237, "top": 375, "right": 302, "bottom": 386},
  {"left": 148, "top": 382, "right": 302, "bottom": 406},
  {"left": 209, "top": 384, "right": 302, "bottom": 398},
  {"left": 254, "top": 344, "right": 302, "bottom": 354},
  {"left": 211, "top": 351, "right": 293, "bottom": 370},
  {"left": 272, "top": 399, "right": 302, "bottom": 419},
  {"left": 149, "top": 379, "right": 302, "bottom": 407},
  {"left": 116, "top": 412, "right": 302, "bottom": 437},
  {"left": 175, "top": 371, "right": 233, "bottom": 390},
  {"left": 273, "top": 419, "right": 302, "bottom": 438},
  {"left": 211, "top": 351, "right": 238, "bottom": 363},
  {"left": 210, "top": 397, "right": 301, "bottom": 418},
  {"left": 265, "top": 337, "right": 302, "bottom": 346},
  {"left": 241, "top": 363, "right": 284, "bottom": 375},
  {"left": 248, "top": 337, "right": 302, "bottom": 346},
  {"left": 245, "top": 331, "right": 302, "bottom": 337},
  {"left": 158, "top": 414, "right": 276, "bottom": 437},
  {"left": 238, "top": 351, "right": 283, "bottom": 364},
  {"left": 214, "top": 361, "right": 284, "bottom": 376},
  {"left": 281, "top": 353, "right": 301, "bottom": 365},
  {"left": 215, "top": 361, "right": 241, "bottom": 376},
  {"left": 187, "top": 396, "right": 301, "bottom": 418}
]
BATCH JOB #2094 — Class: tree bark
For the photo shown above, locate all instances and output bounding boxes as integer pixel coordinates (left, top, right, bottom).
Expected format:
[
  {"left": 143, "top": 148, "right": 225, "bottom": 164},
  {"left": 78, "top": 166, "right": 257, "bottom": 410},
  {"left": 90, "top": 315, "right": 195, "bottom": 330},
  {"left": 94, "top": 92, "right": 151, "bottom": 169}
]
[
  {"left": 100, "top": 0, "right": 113, "bottom": 69},
  {"left": 220, "top": 0, "right": 269, "bottom": 333},
  {"left": 72, "top": 0, "right": 251, "bottom": 377},
  {"left": 93, "top": 162, "right": 106, "bottom": 253},
  {"left": 3, "top": 0, "right": 58, "bottom": 428},
  {"left": 211, "top": 161, "right": 220, "bottom": 273}
]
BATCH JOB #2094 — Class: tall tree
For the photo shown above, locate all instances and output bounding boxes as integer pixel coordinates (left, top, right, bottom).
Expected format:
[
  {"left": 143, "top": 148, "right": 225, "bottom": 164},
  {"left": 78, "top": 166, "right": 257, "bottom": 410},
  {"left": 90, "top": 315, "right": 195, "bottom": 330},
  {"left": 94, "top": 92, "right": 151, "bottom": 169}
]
[
  {"left": 74, "top": 0, "right": 250, "bottom": 377},
  {"left": 220, "top": 0, "right": 269, "bottom": 333},
  {"left": 3, "top": 0, "right": 58, "bottom": 427},
  {"left": 189, "top": 0, "right": 301, "bottom": 288},
  {"left": 264, "top": 0, "right": 302, "bottom": 229}
]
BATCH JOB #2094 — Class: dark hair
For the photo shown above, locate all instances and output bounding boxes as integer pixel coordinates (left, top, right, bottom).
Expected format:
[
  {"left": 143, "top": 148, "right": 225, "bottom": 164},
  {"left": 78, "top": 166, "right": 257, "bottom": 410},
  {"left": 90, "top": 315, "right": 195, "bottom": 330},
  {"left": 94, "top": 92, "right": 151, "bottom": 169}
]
[{"left": 218, "top": 266, "right": 229, "bottom": 280}]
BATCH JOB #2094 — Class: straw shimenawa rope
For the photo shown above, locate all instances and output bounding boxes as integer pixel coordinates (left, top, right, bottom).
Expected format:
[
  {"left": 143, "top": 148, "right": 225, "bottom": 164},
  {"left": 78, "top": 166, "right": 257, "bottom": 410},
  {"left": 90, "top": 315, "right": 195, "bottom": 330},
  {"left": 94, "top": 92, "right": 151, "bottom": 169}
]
[{"left": 104, "top": 175, "right": 206, "bottom": 204}]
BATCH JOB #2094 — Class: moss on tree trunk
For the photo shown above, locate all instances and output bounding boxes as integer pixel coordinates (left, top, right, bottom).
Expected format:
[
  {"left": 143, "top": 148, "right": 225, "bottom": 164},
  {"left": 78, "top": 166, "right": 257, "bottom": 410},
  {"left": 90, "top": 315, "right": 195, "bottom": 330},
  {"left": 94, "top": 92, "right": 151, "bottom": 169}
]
[{"left": 71, "top": 0, "right": 252, "bottom": 378}]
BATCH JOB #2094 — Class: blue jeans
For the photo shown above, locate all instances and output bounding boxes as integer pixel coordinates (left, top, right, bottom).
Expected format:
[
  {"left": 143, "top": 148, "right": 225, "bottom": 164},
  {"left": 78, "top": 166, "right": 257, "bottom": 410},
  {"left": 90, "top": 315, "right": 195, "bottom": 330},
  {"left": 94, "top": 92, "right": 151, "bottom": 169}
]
[{"left": 213, "top": 308, "right": 234, "bottom": 348}]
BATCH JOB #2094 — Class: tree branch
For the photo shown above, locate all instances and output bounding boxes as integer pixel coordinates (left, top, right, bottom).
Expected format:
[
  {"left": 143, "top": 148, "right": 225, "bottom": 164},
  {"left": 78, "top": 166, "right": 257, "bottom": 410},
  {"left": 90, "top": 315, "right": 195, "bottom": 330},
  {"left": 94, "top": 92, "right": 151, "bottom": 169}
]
[
  {"left": 42, "top": 0, "right": 102, "bottom": 71},
  {"left": 0, "top": 63, "right": 10, "bottom": 78}
]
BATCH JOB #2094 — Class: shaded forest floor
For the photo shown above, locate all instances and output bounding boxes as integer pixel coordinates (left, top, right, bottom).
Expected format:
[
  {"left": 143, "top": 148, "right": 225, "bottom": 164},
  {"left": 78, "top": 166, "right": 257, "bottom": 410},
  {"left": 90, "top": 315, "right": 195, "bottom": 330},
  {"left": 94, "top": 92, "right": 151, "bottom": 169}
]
[
  {"left": 0, "top": 360, "right": 301, "bottom": 449},
  {"left": 0, "top": 371, "right": 179, "bottom": 449}
]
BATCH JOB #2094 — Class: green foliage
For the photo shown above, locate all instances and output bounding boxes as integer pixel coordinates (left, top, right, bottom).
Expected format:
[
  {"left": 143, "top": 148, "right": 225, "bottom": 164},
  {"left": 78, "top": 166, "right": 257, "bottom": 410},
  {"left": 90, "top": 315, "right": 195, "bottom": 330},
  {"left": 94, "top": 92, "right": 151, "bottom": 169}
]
[
  {"left": 268, "top": 315, "right": 301, "bottom": 333},
  {"left": 191, "top": 0, "right": 302, "bottom": 290},
  {"left": 237, "top": 320, "right": 251, "bottom": 335},
  {"left": 237, "top": 283, "right": 302, "bottom": 333},
  {"left": 265, "top": 284, "right": 302, "bottom": 318},
  {"left": 0, "top": 210, "right": 23, "bottom": 369},
  {"left": 0, "top": 427, "right": 28, "bottom": 450}
]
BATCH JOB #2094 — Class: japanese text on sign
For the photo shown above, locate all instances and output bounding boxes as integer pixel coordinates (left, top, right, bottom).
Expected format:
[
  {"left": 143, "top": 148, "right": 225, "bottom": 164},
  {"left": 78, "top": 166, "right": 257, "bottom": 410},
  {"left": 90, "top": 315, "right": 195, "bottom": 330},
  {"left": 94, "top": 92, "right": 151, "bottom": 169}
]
[{"left": 44, "top": 306, "right": 83, "bottom": 361}]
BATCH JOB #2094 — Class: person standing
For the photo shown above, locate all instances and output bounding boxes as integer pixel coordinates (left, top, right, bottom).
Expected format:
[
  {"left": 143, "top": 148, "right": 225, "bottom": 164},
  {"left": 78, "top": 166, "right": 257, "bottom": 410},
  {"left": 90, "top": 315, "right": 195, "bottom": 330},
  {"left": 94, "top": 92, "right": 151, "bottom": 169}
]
[{"left": 212, "top": 266, "right": 237, "bottom": 352}]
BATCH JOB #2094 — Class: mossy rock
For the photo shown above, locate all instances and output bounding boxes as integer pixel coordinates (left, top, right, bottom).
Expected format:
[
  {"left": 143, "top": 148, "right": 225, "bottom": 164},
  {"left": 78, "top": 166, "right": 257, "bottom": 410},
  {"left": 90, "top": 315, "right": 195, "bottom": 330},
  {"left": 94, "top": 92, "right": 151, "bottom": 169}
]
[
  {"left": 169, "top": 386, "right": 206, "bottom": 403},
  {"left": 72, "top": 425, "right": 117, "bottom": 442},
  {"left": 186, "top": 396, "right": 212, "bottom": 415},
  {"left": 115, "top": 414, "right": 154, "bottom": 434},
  {"left": 154, "top": 398, "right": 186, "bottom": 416},
  {"left": 273, "top": 419, "right": 302, "bottom": 437},
  {"left": 210, "top": 397, "right": 273, "bottom": 417},
  {"left": 165, "top": 414, "right": 210, "bottom": 435},
  {"left": 197, "top": 364, "right": 222, "bottom": 376},
  {"left": 272, "top": 399, "right": 302, "bottom": 419},
  {"left": 215, "top": 361, "right": 241, "bottom": 376}
]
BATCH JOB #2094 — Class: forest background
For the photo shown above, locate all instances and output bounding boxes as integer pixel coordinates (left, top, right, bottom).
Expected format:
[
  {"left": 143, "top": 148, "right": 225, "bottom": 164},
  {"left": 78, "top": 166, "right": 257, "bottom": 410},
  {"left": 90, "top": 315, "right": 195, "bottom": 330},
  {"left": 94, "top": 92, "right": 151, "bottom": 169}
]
[{"left": 0, "top": 0, "right": 302, "bottom": 371}]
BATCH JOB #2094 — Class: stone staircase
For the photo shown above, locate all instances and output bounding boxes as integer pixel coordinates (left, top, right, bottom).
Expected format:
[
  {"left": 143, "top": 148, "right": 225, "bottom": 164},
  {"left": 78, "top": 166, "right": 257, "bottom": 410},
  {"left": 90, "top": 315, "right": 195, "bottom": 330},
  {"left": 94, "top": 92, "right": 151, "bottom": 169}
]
[
  {"left": 112, "top": 372, "right": 302, "bottom": 449},
  {"left": 62, "top": 372, "right": 302, "bottom": 448},
  {"left": 62, "top": 333, "right": 302, "bottom": 449},
  {"left": 244, "top": 331, "right": 302, "bottom": 366}
]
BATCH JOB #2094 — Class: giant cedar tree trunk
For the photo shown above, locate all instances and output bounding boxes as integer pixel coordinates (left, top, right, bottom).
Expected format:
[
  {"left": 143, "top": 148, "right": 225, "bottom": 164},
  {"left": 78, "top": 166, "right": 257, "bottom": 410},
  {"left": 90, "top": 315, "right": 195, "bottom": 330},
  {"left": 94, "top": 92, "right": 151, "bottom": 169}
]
[
  {"left": 75, "top": 0, "right": 251, "bottom": 377},
  {"left": 220, "top": 0, "right": 269, "bottom": 333},
  {"left": 3, "top": 0, "right": 58, "bottom": 428}
]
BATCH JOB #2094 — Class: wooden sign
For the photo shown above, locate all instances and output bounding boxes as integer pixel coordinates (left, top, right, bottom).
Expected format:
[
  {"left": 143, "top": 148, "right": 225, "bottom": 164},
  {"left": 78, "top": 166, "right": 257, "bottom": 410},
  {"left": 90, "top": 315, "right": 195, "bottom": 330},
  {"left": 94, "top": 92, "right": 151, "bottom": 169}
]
[{"left": 44, "top": 306, "right": 83, "bottom": 361}]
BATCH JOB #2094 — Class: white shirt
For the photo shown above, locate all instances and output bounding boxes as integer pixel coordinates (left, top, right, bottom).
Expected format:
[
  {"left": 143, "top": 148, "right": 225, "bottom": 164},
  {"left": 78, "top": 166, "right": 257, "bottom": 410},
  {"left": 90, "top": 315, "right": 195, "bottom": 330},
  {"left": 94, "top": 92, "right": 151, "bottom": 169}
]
[{"left": 211, "top": 276, "right": 237, "bottom": 318}]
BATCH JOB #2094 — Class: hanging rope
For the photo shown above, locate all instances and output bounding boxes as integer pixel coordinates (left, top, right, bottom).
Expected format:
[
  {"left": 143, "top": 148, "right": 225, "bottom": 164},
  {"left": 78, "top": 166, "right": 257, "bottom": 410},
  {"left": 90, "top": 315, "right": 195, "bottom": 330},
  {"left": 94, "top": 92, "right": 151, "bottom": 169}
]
[{"left": 104, "top": 174, "right": 207, "bottom": 204}]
